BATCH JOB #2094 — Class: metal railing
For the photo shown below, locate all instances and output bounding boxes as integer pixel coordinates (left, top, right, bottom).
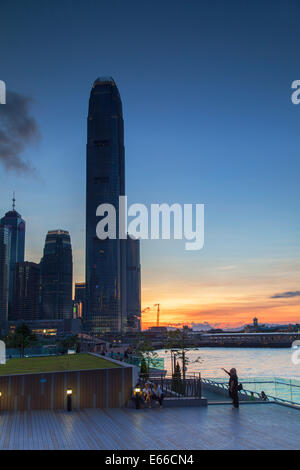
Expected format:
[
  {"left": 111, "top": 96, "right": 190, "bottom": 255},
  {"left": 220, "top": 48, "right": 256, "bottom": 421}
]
[
  {"left": 202, "top": 377, "right": 300, "bottom": 407},
  {"left": 139, "top": 374, "right": 202, "bottom": 398}
]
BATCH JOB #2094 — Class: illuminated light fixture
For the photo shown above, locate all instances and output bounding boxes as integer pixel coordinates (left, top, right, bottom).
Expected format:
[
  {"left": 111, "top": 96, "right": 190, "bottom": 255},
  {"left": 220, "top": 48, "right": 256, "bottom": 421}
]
[
  {"left": 134, "top": 387, "right": 141, "bottom": 409},
  {"left": 67, "top": 388, "right": 73, "bottom": 411}
]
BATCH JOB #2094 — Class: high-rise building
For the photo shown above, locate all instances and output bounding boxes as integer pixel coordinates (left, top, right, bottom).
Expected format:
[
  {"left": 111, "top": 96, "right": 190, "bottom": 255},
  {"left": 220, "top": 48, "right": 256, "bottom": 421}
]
[
  {"left": 0, "top": 197, "right": 25, "bottom": 318},
  {"left": 0, "top": 224, "right": 11, "bottom": 327},
  {"left": 12, "top": 262, "right": 40, "bottom": 321},
  {"left": 85, "top": 77, "right": 127, "bottom": 335},
  {"left": 40, "top": 230, "right": 73, "bottom": 320},
  {"left": 74, "top": 282, "right": 86, "bottom": 317},
  {"left": 126, "top": 236, "right": 141, "bottom": 332}
]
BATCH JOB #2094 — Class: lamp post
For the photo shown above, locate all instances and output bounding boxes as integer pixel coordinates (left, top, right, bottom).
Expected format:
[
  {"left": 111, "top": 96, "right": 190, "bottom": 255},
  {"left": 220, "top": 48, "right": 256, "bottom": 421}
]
[
  {"left": 134, "top": 387, "right": 141, "bottom": 409},
  {"left": 66, "top": 388, "right": 72, "bottom": 411}
]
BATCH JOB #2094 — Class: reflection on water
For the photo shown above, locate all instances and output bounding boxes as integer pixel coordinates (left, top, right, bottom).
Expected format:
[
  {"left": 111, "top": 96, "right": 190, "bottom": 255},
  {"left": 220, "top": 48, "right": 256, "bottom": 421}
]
[{"left": 156, "top": 347, "right": 300, "bottom": 380}]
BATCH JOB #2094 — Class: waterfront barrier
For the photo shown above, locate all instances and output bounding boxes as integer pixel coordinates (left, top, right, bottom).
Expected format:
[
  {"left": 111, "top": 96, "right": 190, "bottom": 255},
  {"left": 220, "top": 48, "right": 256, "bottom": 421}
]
[{"left": 202, "top": 377, "right": 300, "bottom": 407}]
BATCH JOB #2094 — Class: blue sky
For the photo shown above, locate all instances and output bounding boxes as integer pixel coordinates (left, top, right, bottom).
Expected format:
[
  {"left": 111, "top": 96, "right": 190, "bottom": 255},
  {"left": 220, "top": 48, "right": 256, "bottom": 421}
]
[{"left": 0, "top": 0, "right": 299, "bottom": 326}]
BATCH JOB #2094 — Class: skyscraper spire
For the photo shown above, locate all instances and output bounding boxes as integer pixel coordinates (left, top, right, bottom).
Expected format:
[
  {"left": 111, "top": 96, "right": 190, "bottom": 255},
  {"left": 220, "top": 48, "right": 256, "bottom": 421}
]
[{"left": 1, "top": 195, "right": 25, "bottom": 319}]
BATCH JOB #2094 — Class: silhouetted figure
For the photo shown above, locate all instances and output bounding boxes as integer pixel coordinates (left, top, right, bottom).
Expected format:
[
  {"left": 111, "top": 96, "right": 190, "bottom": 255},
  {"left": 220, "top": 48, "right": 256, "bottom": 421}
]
[{"left": 222, "top": 367, "right": 239, "bottom": 408}]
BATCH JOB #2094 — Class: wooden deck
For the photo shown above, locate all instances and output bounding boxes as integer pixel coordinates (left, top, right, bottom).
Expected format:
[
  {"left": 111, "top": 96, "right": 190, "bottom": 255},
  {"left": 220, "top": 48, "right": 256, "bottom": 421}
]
[{"left": 0, "top": 403, "right": 298, "bottom": 450}]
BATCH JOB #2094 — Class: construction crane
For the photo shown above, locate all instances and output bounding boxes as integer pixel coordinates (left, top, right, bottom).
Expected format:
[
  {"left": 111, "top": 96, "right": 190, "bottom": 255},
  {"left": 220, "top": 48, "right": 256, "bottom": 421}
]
[
  {"left": 154, "top": 304, "right": 160, "bottom": 327},
  {"left": 142, "top": 307, "right": 151, "bottom": 314}
]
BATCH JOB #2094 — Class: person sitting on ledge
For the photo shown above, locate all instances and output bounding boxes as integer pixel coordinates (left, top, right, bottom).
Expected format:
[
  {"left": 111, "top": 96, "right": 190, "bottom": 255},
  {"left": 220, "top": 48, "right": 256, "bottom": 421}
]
[
  {"left": 152, "top": 383, "right": 164, "bottom": 408},
  {"left": 142, "top": 382, "right": 152, "bottom": 408},
  {"left": 260, "top": 390, "right": 268, "bottom": 401}
]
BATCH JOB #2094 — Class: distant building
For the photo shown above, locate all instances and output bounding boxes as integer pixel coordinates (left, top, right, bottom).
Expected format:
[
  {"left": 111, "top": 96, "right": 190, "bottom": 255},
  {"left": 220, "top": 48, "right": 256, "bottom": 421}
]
[
  {"left": 147, "top": 326, "right": 168, "bottom": 334},
  {"left": 126, "top": 236, "right": 141, "bottom": 332},
  {"left": 73, "top": 300, "right": 82, "bottom": 319},
  {"left": 12, "top": 262, "right": 40, "bottom": 321},
  {"left": 0, "top": 224, "right": 11, "bottom": 327},
  {"left": 40, "top": 230, "right": 73, "bottom": 320},
  {"left": 0, "top": 198, "right": 25, "bottom": 318},
  {"left": 74, "top": 282, "right": 86, "bottom": 317},
  {"left": 8, "top": 318, "right": 82, "bottom": 337}
]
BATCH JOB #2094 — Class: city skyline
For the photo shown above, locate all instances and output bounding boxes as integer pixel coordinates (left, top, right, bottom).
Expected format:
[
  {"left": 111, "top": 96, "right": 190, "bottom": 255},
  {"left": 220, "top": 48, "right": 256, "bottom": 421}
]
[{"left": 0, "top": 1, "right": 299, "bottom": 329}]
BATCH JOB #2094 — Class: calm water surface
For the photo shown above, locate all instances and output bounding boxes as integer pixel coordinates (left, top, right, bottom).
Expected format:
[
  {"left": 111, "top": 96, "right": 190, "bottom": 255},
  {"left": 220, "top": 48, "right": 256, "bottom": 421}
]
[{"left": 156, "top": 347, "right": 300, "bottom": 380}]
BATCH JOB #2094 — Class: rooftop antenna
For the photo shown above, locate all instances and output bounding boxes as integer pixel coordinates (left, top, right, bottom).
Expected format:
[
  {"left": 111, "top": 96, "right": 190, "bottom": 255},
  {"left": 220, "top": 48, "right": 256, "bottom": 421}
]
[{"left": 12, "top": 192, "right": 16, "bottom": 211}]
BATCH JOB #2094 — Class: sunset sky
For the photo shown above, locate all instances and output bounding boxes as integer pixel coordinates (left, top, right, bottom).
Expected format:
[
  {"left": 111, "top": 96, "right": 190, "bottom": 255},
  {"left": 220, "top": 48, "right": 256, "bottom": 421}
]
[{"left": 0, "top": 0, "right": 299, "bottom": 328}]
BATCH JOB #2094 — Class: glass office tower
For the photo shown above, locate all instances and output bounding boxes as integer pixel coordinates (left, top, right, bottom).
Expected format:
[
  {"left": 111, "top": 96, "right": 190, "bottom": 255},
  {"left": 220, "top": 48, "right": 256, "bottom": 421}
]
[
  {"left": 0, "top": 202, "right": 25, "bottom": 318},
  {"left": 85, "top": 77, "right": 127, "bottom": 335},
  {"left": 0, "top": 224, "right": 11, "bottom": 328},
  {"left": 40, "top": 230, "right": 73, "bottom": 320},
  {"left": 12, "top": 261, "right": 40, "bottom": 321}
]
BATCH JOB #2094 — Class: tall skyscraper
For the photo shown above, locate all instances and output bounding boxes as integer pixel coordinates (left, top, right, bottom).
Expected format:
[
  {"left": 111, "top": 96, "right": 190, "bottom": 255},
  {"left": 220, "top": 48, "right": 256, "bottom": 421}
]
[
  {"left": 40, "top": 230, "right": 73, "bottom": 320},
  {"left": 85, "top": 77, "right": 127, "bottom": 335},
  {"left": 12, "top": 262, "right": 40, "bottom": 321},
  {"left": 0, "top": 224, "right": 11, "bottom": 327},
  {"left": 126, "top": 236, "right": 141, "bottom": 332},
  {"left": 0, "top": 197, "right": 25, "bottom": 318}
]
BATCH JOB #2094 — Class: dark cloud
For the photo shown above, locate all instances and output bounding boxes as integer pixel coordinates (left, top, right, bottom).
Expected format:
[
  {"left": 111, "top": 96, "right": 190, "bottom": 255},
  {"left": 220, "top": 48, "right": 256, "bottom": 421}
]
[
  {"left": 0, "top": 90, "right": 40, "bottom": 172},
  {"left": 271, "top": 291, "right": 300, "bottom": 299}
]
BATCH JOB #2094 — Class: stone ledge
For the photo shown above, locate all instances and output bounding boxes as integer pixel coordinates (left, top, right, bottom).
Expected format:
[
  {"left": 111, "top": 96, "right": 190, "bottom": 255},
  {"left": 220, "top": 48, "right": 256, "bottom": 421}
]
[{"left": 127, "top": 397, "right": 207, "bottom": 408}]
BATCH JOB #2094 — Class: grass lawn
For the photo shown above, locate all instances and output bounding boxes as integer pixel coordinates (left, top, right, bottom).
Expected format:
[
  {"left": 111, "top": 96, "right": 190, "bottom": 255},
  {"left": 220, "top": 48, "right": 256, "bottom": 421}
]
[{"left": 0, "top": 353, "right": 120, "bottom": 375}]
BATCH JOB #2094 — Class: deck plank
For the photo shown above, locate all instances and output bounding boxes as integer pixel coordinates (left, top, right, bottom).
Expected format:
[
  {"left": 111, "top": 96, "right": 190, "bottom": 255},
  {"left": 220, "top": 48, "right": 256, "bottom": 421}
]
[{"left": 0, "top": 404, "right": 298, "bottom": 450}]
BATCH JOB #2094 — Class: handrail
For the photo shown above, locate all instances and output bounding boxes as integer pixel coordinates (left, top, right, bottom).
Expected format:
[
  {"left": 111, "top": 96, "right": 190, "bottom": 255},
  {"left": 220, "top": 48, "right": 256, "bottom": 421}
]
[
  {"left": 202, "top": 377, "right": 300, "bottom": 406},
  {"left": 139, "top": 374, "right": 202, "bottom": 398}
]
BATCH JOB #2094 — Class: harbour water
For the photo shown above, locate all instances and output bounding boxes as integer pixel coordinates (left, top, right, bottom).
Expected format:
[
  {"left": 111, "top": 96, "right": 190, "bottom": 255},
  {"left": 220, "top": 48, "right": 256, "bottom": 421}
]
[
  {"left": 157, "top": 347, "right": 300, "bottom": 379},
  {"left": 156, "top": 347, "right": 300, "bottom": 403}
]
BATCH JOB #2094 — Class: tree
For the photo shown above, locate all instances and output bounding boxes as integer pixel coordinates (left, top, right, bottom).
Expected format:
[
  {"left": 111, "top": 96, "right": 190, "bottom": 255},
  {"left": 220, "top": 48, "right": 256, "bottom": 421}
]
[
  {"left": 140, "top": 357, "right": 149, "bottom": 379},
  {"left": 172, "top": 361, "right": 185, "bottom": 394},
  {"left": 5, "top": 323, "right": 37, "bottom": 358},
  {"left": 164, "top": 327, "right": 202, "bottom": 381},
  {"left": 57, "top": 334, "right": 79, "bottom": 354},
  {"left": 135, "top": 334, "right": 161, "bottom": 378}
]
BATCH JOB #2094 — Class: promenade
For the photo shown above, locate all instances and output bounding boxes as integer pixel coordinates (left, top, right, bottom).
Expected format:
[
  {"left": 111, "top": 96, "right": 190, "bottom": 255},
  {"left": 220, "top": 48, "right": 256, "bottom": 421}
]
[{"left": 0, "top": 403, "right": 298, "bottom": 450}]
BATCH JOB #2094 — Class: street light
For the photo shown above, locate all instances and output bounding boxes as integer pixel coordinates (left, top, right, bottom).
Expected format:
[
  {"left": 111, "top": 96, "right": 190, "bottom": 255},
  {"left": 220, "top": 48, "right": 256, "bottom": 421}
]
[
  {"left": 134, "top": 387, "right": 141, "bottom": 409},
  {"left": 66, "top": 388, "right": 72, "bottom": 411}
]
